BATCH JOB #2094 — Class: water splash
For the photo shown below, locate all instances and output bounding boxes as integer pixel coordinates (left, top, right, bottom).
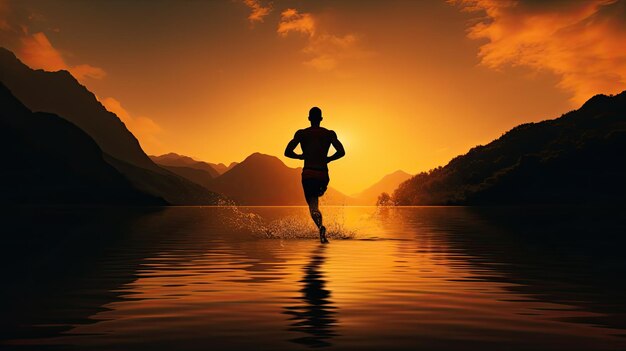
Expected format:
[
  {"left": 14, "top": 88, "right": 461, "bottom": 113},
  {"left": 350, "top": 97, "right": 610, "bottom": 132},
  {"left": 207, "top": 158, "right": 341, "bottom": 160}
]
[
  {"left": 215, "top": 200, "right": 356, "bottom": 240},
  {"left": 260, "top": 214, "right": 356, "bottom": 240}
]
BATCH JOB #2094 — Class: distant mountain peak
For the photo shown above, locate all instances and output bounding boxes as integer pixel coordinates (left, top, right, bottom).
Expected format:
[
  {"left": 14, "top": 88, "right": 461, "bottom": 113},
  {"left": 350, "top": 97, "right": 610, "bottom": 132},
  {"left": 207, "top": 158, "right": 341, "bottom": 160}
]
[
  {"left": 350, "top": 169, "right": 413, "bottom": 204},
  {"left": 152, "top": 152, "right": 190, "bottom": 161},
  {"left": 232, "top": 153, "right": 284, "bottom": 168},
  {"left": 243, "top": 152, "right": 280, "bottom": 162},
  {"left": 246, "top": 152, "right": 272, "bottom": 159},
  {"left": 208, "top": 152, "right": 349, "bottom": 205},
  {"left": 149, "top": 152, "right": 236, "bottom": 178},
  {"left": 387, "top": 170, "right": 411, "bottom": 177}
]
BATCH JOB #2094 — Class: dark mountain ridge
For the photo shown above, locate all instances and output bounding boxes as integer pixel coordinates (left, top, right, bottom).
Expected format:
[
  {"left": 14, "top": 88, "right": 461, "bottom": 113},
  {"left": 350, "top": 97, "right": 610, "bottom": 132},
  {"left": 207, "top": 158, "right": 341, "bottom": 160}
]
[
  {"left": 394, "top": 91, "right": 626, "bottom": 205},
  {"left": 0, "top": 47, "right": 154, "bottom": 170},
  {"left": 0, "top": 83, "right": 164, "bottom": 205},
  {"left": 0, "top": 47, "right": 221, "bottom": 205},
  {"left": 150, "top": 153, "right": 221, "bottom": 177}
]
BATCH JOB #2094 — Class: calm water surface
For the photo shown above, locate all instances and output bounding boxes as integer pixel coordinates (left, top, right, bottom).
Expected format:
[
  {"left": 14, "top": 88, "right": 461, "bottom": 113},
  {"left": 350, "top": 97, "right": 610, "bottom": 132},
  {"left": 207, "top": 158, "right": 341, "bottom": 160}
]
[{"left": 2, "top": 206, "right": 626, "bottom": 350}]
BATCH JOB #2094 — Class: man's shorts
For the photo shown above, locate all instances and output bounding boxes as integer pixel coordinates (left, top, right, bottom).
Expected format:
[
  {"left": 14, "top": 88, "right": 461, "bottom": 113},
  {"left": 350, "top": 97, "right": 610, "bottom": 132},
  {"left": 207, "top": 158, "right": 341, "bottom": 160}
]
[{"left": 301, "top": 169, "right": 330, "bottom": 198}]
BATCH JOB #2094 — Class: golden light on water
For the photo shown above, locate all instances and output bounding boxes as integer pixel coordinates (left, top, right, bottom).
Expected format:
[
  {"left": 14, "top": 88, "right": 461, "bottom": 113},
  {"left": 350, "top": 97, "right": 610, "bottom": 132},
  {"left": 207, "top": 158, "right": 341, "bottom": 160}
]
[
  {"left": 28, "top": 209, "right": 623, "bottom": 349},
  {"left": 5, "top": 207, "right": 626, "bottom": 350}
]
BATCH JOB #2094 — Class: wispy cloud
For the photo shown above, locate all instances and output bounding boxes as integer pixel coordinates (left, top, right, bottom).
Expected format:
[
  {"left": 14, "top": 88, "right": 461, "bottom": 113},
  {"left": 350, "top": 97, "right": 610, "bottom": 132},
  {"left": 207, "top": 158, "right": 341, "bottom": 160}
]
[
  {"left": 303, "top": 33, "right": 362, "bottom": 71},
  {"left": 19, "top": 32, "right": 105, "bottom": 80},
  {"left": 243, "top": 0, "right": 271, "bottom": 24},
  {"left": 239, "top": 2, "right": 370, "bottom": 72},
  {"left": 100, "top": 97, "right": 163, "bottom": 153},
  {"left": 277, "top": 8, "right": 315, "bottom": 37},
  {"left": 452, "top": 0, "right": 626, "bottom": 104},
  {"left": 277, "top": 8, "right": 370, "bottom": 71}
]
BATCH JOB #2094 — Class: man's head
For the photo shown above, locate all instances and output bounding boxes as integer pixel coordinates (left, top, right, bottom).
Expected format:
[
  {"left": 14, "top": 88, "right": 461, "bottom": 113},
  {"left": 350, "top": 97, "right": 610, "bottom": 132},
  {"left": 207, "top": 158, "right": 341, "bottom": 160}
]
[{"left": 308, "top": 107, "right": 323, "bottom": 126}]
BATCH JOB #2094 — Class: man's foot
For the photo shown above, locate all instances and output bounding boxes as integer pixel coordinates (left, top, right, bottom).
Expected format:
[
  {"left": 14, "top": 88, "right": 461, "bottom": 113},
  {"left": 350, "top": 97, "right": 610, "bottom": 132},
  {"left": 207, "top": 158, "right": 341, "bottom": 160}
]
[{"left": 319, "top": 226, "right": 329, "bottom": 244}]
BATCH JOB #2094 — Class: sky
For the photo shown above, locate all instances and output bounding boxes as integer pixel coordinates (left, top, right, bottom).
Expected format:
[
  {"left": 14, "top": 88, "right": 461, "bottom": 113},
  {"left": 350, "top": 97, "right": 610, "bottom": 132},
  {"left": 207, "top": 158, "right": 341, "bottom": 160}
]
[{"left": 1, "top": 0, "right": 625, "bottom": 194}]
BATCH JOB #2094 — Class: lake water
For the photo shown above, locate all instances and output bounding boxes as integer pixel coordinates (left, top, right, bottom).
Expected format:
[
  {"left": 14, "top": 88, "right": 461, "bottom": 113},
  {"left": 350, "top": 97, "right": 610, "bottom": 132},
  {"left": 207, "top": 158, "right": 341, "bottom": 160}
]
[{"left": 2, "top": 206, "right": 626, "bottom": 350}]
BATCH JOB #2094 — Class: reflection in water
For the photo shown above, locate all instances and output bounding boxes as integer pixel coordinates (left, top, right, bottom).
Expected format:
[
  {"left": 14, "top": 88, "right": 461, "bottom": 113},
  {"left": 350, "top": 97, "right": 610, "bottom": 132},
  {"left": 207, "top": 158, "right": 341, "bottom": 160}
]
[
  {"left": 283, "top": 245, "right": 338, "bottom": 348},
  {"left": 2, "top": 206, "right": 626, "bottom": 351}
]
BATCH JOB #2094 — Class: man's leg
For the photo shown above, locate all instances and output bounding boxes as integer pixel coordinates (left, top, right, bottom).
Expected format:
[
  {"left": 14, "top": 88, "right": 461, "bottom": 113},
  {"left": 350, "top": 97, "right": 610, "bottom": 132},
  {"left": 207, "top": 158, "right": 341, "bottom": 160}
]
[
  {"left": 306, "top": 195, "right": 323, "bottom": 229},
  {"left": 303, "top": 177, "right": 329, "bottom": 243},
  {"left": 306, "top": 195, "right": 328, "bottom": 243}
]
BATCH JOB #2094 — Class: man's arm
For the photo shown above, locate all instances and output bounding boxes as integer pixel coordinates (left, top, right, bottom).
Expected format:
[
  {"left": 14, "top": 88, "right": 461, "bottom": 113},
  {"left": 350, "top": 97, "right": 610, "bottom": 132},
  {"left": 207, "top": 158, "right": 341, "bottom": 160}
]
[
  {"left": 284, "top": 131, "right": 304, "bottom": 160},
  {"left": 327, "top": 131, "right": 345, "bottom": 163}
]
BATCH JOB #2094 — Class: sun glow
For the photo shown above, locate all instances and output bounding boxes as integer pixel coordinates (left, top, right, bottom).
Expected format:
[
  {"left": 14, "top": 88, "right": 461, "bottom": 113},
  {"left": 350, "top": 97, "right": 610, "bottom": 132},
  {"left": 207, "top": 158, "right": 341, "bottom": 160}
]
[{"left": 3, "top": 0, "right": 618, "bottom": 194}]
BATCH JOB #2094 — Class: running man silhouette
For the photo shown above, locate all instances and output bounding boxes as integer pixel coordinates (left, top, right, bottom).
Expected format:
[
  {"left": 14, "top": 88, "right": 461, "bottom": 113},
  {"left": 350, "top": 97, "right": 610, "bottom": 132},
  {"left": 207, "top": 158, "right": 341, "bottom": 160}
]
[{"left": 285, "top": 107, "right": 345, "bottom": 244}]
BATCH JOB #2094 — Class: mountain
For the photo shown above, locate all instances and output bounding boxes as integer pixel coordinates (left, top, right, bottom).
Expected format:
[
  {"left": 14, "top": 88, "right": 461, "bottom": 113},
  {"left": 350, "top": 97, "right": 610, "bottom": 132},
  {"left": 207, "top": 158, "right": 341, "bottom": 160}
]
[
  {"left": 0, "top": 47, "right": 154, "bottom": 170},
  {"left": 101, "top": 156, "right": 222, "bottom": 205},
  {"left": 0, "top": 47, "right": 221, "bottom": 205},
  {"left": 150, "top": 153, "right": 220, "bottom": 177},
  {"left": 210, "top": 162, "right": 238, "bottom": 175},
  {"left": 351, "top": 170, "right": 412, "bottom": 205},
  {"left": 0, "top": 82, "right": 165, "bottom": 205},
  {"left": 393, "top": 91, "right": 626, "bottom": 205},
  {"left": 158, "top": 165, "right": 214, "bottom": 190},
  {"left": 150, "top": 153, "right": 238, "bottom": 176},
  {"left": 208, "top": 153, "right": 350, "bottom": 205}
]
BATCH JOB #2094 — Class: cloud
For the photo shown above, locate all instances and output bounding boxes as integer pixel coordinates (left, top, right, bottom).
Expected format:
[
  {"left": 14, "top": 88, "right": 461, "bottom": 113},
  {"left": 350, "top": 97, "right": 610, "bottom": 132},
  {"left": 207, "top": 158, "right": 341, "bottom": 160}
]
[
  {"left": 243, "top": 0, "right": 271, "bottom": 24},
  {"left": 239, "top": 4, "right": 370, "bottom": 71},
  {"left": 0, "top": 0, "right": 105, "bottom": 82},
  {"left": 277, "top": 8, "right": 369, "bottom": 71},
  {"left": 303, "top": 33, "right": 361, "bottom": 71},
  {"left": 452, "top": 0, "right": 626, "bottom": 104},
  {"left": 278, "top": 8, "right": 315, "bottom": 37},
  {"left": 100, "top": 97, "right": 163, "bottom": 152},
  {"left": 18, "top": 32, "right": 105, "bottom": 80},
  {"left": 18, "top": 31, "right": 65, "bottom": 70},
  {"left": 70, "top": 63, "right": 106, "bottom": 80}
]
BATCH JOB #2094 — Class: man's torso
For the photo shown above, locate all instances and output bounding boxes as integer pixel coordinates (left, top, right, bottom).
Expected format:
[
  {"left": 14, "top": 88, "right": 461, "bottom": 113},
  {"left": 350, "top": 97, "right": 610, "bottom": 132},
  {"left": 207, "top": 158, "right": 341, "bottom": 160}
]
[{"left": 297, "top": 127, "right": 335, "bottom": 171}]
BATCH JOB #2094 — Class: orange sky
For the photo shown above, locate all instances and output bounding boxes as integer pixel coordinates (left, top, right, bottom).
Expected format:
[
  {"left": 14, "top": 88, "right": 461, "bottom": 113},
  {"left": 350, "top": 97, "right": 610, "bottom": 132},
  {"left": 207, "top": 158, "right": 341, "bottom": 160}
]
[{"left": 1, "top": 0, "right": 625, "bottom": 194}]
